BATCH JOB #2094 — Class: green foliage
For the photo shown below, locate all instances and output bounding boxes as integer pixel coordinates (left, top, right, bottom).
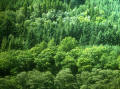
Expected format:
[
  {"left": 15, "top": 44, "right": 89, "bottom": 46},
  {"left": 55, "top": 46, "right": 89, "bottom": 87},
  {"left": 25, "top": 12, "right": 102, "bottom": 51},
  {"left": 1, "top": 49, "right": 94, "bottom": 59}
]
[
  {"left": 48, "top": 38, "right": 56, "bottom": 48},
  {"left": 58, "top": 37, "right": 77, "bottom": 52},
  {"left": 16, "top": 70, "right": 54, "bottom": 89},
  {"left": 1, "top": 37, "right": 7, "bottom": 50},
  {"left": 0, "top": 76, "right": 17, "bottom": 89},
  {"left": 1, "top": 0, "right": 120, "bottom": 49},
  {"left": 0, "top": 50, "right": 35, "bottom": 75},
  {"left": 1, "top": 0, "right": 120, "bottom": 88},
  {"left": 0, "top": 51, "right": 17, "bottom": 76},
  {"left": 0, "top": 10, "right": 16, "bottom": 37},
  {"left": 117, "top": 56, "right": 120, "bottom": 69},
  {"left": 15, "top": 50, "right": 35, "bottom": 73},
  {"left": 76, "top": 69, "right": 120, "bottom": 89},
  {"left": 0, "top": 40, "right": 120, "bottom": 88},
  {"left": 30, "top": 41, "right": 47, "bottom": 56},
  {"left": 67, "top": 47, "right": 83, "bottom": 59},
  {"left": 61, "top": 55, "right": 77, "bottom": 73},
  {"left": 70, "top": 0, "right": 86, "bottom": 8},
  {"left": 54, "top": 68, "right": 77, "bottom": 89},
  {"left": 77, "top": 57, "right": 93, "bottom": 72},
  {"left": 34, "top": 47, "right": 56, "bottom": 72},
  {"left": 54, "top": 51, "right": 66, "bottom": 70},
  {"left": 32, "top": 0, "right": 69, "bottom": 17}
]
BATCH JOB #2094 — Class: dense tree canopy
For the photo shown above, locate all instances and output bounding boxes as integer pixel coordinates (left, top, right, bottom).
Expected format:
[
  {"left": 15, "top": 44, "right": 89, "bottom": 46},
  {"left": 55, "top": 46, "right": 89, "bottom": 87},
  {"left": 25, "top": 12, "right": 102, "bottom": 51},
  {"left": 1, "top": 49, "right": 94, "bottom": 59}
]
[{"left": 0, "top": 0, "right": 120, "bottom": 89}]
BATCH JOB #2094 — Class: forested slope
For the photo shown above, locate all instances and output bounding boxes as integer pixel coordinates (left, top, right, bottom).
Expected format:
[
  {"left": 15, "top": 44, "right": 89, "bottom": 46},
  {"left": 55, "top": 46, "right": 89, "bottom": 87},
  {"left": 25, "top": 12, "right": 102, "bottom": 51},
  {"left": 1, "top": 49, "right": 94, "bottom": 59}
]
[{"left": 0, "top": 0, "right": 120, "bottom": 89}]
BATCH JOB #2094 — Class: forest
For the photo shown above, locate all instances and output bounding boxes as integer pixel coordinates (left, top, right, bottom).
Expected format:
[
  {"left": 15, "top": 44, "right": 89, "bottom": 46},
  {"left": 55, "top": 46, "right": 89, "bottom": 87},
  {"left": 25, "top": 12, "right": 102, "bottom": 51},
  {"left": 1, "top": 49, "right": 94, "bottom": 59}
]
[{"left": 0, "top": 0, "right": 120, "bottom": 89}]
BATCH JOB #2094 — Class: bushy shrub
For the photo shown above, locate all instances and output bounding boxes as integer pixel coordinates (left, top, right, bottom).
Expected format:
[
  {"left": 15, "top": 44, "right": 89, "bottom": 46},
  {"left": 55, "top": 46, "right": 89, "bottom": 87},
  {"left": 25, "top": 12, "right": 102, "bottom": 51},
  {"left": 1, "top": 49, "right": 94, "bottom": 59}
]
[
  {"left": 54, "top": 68, "right": 77, "bottom": 89},
  {"left": 30, "top": 41, "right": 47, "bottom": 56},
  {"left": 54, "top": 51, "right": 66, "bottom": 70},
  {"left": 0, "top": 76, "right": 17, "bottom": 89},
  {"left": 0, "top": 51, "right": 17, "bottom": 76},
  {"left": 16, "top": 70, "right": 54, "bottom": 89},
  {"left": 58, "top": 37, "right": 77, "bottom": 52},
  {"left": 15, "top": 50, "right": 35, "bottom": 73},
  {"left": 76, "top": 69, "right": 120, "bottom": 89},
  {"left": 34, "top": 47, "right": 57, "bottom": 72}
]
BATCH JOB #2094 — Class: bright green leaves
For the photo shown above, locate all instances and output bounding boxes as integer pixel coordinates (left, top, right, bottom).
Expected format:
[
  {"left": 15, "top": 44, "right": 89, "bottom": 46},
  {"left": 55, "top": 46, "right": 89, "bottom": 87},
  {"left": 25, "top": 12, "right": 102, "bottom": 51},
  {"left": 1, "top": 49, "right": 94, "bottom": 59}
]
[
  {"left": 54, "top": 68, "right": 77, "bottom": 89},
  {"left": 76, "top": 46, "right": 104, "bottom": 72},
  {"left": 1, "top": 38, "right": 120, "bottom": 76},
  {"left": 0, "top": 51, "right": 18, "bottom": 75},
  {"left": 61, "top": 55, "right": 75, "bottom": 68},
  {"left": 54, "top": 51, "right": 66, "bottom": 69},
  {"left": 16, "top": 51, "right": 35, "bottom": 72},
  {"left": 32, "top": 0, "right": 69, "bottom": 17},
  {"left": 117, "top": 56, "right": 120, "bottom": 69},
  {"left": 16, "top": 70, "right": 54, "bottom": 89},
  {"left": 58, "top": 37, "right": 77, "bottom": 52},
  {"left": 1, "top": 37, "right": 120, "bottom": 89},
  {"left": 76, "top": 69, "right": 120, "bottom": 89},
  {"left": 77, "top": 57, "right": 93, "bottom": 72},
  {"left": 1, "top": 0, "right": 120, "bottom": 50},
  {"left": 76, "top": 45, "right": 120, "bottom": 72},
  {"left": 0, "top": 50, "right": 35, "bottom": 75},
  {"left": 30, "top": 41, "right": 47, "bottom": 56},
  {"left": 35, "top": 47, "right": 56, "bottom": 72}
]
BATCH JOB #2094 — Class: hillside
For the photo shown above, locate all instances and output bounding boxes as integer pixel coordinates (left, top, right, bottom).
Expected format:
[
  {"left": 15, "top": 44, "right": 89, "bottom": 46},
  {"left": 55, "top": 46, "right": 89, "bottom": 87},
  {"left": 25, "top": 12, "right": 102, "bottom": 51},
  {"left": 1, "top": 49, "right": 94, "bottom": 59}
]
[{"left": 0, "top": 0, "right": 120, "bottom": 89}]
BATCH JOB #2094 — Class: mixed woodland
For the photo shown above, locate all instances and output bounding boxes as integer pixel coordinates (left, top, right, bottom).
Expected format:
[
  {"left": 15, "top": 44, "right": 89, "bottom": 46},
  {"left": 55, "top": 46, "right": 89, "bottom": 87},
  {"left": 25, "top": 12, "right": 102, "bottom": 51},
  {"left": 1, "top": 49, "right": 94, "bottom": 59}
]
[{"left": 0, "top": 0, "right": 120, "bottom": 89}]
